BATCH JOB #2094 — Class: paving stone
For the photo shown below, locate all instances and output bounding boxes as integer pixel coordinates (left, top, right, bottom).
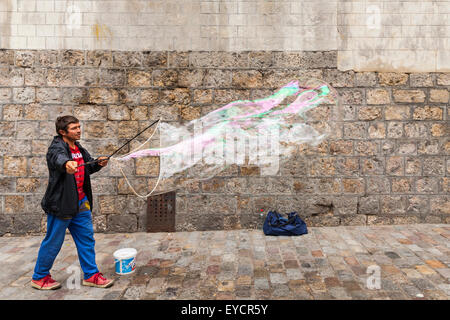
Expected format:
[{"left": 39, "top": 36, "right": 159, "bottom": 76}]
[
  {"left": 146, "top": 278, "right": 165, "bottom": 294},
  {"left": 425, "top": 260, "right": 446, "bottom": 269},
  {"left": 217, "top": 271, "right": 236, "bottom": 281},
  {"left": 235, "top": 285, "right": 252, "bottom": 298},
  {"left": 410, "top": 278, "right": 436, "bottom": 291},
  {"left": 254, "top": 289, "right": 272, "bottom": 300},
  {"left": 102, "top": 290, "right": 122, "bottom": 300},
  {"left": 286, "top": 269, "right": 304, "bottom": 280},
  {"left": 422, "top": 289, "right": 448, "bottom": 300},
  {"left": 328, "top": 287, "right": 352, "bottom": 299},
  {"left": 123, "top": 286, "right": 146, "bottom": 300},
  {"left": 336, "top": 270, "right": 355, "bottom": 282},
  {"left": 237, "top": 275, "right": 252, "bottom": 286},
  {"left": 295, "top": 247, "right": 309, "bottom": 256},
  {"left": 309, "top": 280, "right": 327, "bottom": 293},
  {"left": 401, "top": 284, "right": 424, "bottom": 298},
  {"left": 347, "top": 290, "right": 371, "bottom": 300},
  {"left": 271, "top": 284, "right": 290, "bottom": 297},
  {"left": 416, "top": 265, "right": 437, "bottom": 275},
  {"left": 254, "top": 268, "right": 269, "bottom": 278},
  {"left": 237, "top": 264, "right": 253, "bottom": 276},
  {"left": 385, "top": 251, "right": 401, "bottom": 259},
  {"left": 159, "top": 287, "right": 179, "bottom": 299},
  {"left": 343, "top": 280, "right": 362, "bottom": 291},
  {"left": 437, "top": 284, "right": 450, "bottom": 295},
  {"left": 314, "top": 258, "right": 329, "bottom": 268},
  {"left": 385, "top": 291, "right": 409, "bottom": 299},
  {"left": 268, "top": 263, "right": 284, "bottom": 273},
  {"left": 311, "top": 292, "right": 335, "bottom": 300},
  {"left": 435, "top": 268, "right": 450, "bottom": 280}
]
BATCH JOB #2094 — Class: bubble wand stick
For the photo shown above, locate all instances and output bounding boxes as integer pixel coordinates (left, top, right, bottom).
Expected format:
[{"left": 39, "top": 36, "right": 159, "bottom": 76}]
[{"left": 78, "top": 119, "right": 160, "bottom": 167}]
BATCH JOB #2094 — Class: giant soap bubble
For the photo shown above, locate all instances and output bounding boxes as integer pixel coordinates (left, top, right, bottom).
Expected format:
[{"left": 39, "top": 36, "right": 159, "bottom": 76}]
[{"left": 110, "top": 79, "right": 341, "bottom": 197}]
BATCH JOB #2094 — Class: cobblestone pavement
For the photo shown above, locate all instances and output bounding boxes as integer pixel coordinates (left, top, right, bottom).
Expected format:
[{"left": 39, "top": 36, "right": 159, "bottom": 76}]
[{"left": 0, "top": 224, "right": 449, "bottom": 300}]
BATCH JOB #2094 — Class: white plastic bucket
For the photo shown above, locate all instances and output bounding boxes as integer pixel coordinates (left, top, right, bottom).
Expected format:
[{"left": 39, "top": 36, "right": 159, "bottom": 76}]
[{"left": 113, "top": 248, "right": 137, "bottom": 275}]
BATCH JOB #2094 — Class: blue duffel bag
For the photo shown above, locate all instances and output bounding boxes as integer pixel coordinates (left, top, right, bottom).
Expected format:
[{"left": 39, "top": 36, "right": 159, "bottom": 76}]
[{"left": 263, "top": 211, "right": 308, "bottom": 236}]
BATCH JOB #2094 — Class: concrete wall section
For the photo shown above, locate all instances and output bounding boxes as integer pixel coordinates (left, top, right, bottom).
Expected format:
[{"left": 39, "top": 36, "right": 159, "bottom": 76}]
[{"left": 0, "top": 0, "right": 338, "bottom": 51}]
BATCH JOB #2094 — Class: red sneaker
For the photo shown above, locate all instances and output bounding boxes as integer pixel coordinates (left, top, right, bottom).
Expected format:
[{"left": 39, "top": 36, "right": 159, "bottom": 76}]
[
  {"left": 82, "top": 272, "right": 114, "bottom": 288},
  {"left": 31, "top": 274, "right": 61, "bottom": 290}
]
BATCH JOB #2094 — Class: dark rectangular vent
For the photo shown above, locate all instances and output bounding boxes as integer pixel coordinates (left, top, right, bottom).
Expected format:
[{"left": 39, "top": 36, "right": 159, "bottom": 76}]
[{"left": 146, "top": 190, "right": 176, "bottom": 232}]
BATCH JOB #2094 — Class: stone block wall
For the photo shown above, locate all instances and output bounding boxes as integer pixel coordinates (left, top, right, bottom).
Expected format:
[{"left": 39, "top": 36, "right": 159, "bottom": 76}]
[
  {"left": 0, "top": 49, "right": 449, "bottom": 235},
  {"left": 1, "top": 0, "right": 449, "bottom": 71}
]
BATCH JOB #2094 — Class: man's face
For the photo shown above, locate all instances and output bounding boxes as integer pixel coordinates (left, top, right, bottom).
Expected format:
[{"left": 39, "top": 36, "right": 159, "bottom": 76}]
[{"left": 60, "top": 122, "right": 81, "bottom": 141}]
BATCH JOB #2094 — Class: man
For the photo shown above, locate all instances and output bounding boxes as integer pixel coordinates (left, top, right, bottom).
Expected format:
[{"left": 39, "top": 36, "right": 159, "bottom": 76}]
[{"left": 31, "top": 115, "right": 114, "bottom": 290}]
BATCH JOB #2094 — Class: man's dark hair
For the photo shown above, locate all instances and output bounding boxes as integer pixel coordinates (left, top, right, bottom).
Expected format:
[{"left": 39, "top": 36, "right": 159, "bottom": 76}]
[{"left": 55, "top": 115, "right": 79, "bottom": 136}]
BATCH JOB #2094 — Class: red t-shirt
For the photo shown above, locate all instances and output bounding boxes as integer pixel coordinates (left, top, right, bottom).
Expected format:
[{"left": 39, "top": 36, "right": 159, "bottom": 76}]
[{"left": 69, "top": 145, "right": 86, "bottom": 200}]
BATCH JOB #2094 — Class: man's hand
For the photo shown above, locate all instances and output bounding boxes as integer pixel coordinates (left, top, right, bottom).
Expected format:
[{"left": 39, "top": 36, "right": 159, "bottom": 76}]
[
  {"left": 98, "top": 157, "right": 109, "bottom": 167},
  {"left": 65, "top": 161, "right": 78, "bottom": 174}
]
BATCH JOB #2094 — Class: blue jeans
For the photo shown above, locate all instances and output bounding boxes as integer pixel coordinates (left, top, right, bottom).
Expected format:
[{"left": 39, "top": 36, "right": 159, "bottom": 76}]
[{"left": 32, "top": 196, "right": 99, "bottom": 281}]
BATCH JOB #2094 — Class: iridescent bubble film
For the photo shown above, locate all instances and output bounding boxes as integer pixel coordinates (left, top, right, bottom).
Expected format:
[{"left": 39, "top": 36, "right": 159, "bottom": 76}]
[{"left": 113, "top": 79, "right": 341, "bottom": 184}]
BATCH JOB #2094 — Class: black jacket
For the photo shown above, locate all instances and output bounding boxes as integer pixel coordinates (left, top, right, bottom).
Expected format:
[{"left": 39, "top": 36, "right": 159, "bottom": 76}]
[{"left": 41, "top": 136, "right": 103, "bottom": 219}]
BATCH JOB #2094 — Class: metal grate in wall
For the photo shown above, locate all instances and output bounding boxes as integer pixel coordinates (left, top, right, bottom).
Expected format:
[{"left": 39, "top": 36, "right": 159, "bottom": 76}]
[{"left": 146, "top": 190, "right": 176, "bottom": 233}]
